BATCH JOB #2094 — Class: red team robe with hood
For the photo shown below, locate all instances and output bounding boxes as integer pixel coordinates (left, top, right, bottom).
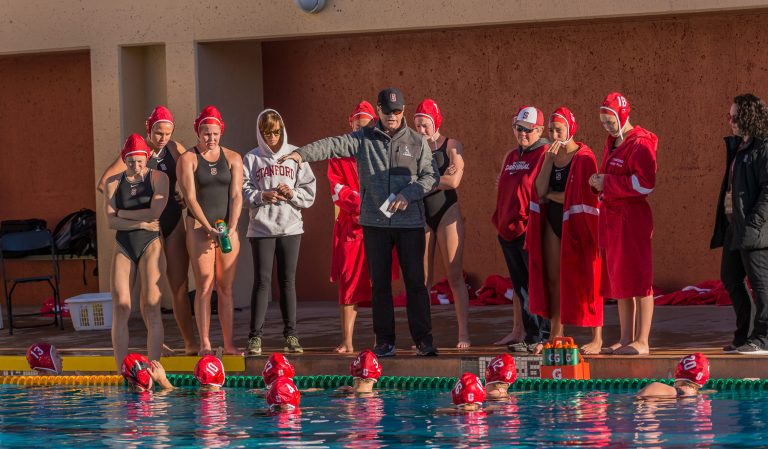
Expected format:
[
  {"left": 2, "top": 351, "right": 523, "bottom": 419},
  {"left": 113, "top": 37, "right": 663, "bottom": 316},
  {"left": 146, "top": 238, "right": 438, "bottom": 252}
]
[
  {"left": 328, "top": 158, "right": 399, "bottom": 304},
  {"left": 599, "top": 127, "right": 658, "bottom": 299},
  {"left": 328, "top": 157, "right": 371, "bottom": 304},
  {"left": 527, "top": 144, "right": 602, "bottom": 326}
]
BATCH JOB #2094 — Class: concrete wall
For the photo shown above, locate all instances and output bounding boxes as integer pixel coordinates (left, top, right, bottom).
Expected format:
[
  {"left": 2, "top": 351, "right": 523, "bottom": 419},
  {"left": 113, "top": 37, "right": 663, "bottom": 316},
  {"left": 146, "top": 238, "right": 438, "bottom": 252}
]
[
  {"left": 0, "top": 50, "right": 98, "bottom": 304},
  {"left": 262, "top": 11, "right": 768, "bottom": 297},
  {"left": 0, "top": 1, "right": 767, "bottom": 303}
]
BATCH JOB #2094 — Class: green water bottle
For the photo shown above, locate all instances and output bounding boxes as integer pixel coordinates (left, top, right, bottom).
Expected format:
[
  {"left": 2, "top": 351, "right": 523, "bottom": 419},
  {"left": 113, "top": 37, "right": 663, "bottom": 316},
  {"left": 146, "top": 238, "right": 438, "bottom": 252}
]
[
  {"left": 553, "top": 340, "right": 563, "bottom": 365},
  {"left": 565, "top": 343, "right": 579, "bottom": 366},
  {"left": 542, "top": 342, "right": 554, "bottom": 366},
  {"left": 215, "top": 220, "right": 232, "bottom": 254}
]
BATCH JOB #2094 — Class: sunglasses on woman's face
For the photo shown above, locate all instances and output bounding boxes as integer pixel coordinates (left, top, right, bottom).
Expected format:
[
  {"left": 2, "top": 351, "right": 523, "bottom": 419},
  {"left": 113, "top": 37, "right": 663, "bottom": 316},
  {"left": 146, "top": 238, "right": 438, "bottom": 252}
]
[
  {"left": 515, "top": 124, "right": 534, "bottom": 134},
  {"left": 263, "top": 129, "right": 282, "bottom": 137}
]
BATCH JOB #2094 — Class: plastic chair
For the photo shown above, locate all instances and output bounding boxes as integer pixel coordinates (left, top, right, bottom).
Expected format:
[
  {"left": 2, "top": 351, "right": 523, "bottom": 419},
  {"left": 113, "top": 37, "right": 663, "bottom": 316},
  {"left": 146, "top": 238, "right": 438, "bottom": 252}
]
[{"left": 0, "top": 229, "right": 62, "bottom": 334}]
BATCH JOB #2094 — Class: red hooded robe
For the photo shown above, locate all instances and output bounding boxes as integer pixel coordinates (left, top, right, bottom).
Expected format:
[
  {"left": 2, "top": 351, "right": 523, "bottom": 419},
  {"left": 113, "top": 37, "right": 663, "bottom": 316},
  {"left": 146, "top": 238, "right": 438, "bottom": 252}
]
[
  {"left": 598, "top": 126, "right": 658, "bottom": 299},
  {"left": 528, "top": 144, "right": 602, "bottom": 326}
]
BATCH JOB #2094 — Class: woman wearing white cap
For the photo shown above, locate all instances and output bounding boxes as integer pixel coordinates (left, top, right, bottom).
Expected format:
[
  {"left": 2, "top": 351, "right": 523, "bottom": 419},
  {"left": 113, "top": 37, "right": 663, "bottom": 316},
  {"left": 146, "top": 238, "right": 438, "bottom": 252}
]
[{"left": 492, "top": 106, "right": 551, "bottom": 353}]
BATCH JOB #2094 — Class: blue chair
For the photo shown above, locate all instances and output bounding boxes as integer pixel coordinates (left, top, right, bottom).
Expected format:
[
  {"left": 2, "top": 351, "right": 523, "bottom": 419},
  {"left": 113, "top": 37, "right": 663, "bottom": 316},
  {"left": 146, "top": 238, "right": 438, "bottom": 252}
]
[{"left": 0, "top": 229, "right": 62, "bottom": 334}]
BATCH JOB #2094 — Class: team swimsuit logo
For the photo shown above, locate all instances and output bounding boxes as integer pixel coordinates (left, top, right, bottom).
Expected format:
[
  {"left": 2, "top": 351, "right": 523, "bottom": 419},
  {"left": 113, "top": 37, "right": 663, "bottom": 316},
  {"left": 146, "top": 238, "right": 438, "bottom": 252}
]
[
  {"left": 130, "top": 187, "right": 137, "bottom": 196},
  {"left": 160, "top": 163, "right": 167, "bottom": 171},
  {"left": 209, "top": 163, "right": 218, "bottom": 176}
]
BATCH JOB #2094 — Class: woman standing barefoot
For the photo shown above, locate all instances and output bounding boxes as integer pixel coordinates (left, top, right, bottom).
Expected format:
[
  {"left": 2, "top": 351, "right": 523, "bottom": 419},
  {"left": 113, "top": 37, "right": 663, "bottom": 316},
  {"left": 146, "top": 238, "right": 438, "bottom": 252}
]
[
  {"left": 177, "top": 105, "right": 243, "bottom": 356},
  {"left": 414, "top": 98, "right": 471, "bottom": 349}
]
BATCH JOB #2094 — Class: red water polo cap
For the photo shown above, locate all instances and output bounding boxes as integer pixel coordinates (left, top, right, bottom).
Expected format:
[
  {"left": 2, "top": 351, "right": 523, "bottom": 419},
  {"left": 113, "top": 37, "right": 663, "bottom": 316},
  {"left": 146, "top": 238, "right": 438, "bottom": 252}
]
[
  {"left": 26, "top": 342, "right": 61, "bottom": 375},
  {"left": 121, "top": 353, "right": 153, "bottom": 390},
  {"left": 350, "top": 349, "right": 382, "bottom": 382},
  {"left": 414, "top": 98, "right": 443, "bottom": 132},
  {"left": 674, "top": 353, "right": 710, "bottom": 387},
  {"left": 515, "top": 105, "right": 544, "bottom": 127},
  {"left": 550, "top": 106, "right": 578, "bottom": 142},
  {"left": 121, "top": 133, "right": 151, "bottom": 162},
  {"left": 349, "top": 101, "right": 376, "bottom": 129},
  {"left": 266, "top": 377, "right": 301, "bottom": 410},
  {"left": 485, "top": 353, "right": 517, "bottom": 384},
  {"left": 600, "top": 92, "right": 630, "bottom": 130},
  {"left": 195, "top": 355, "right": 226, "bottom": 388},
  {"left": 262, "top": 353, "right": 295, "bottom": 387},
  {"left": 145, "top": 105, "right": 174, "bottom": 134},
  {"left": 194, "top": 105, "right": 225, "bottom": 134},
  {"left": 451, "top": 372, "right": 486, "bottom": 406}
]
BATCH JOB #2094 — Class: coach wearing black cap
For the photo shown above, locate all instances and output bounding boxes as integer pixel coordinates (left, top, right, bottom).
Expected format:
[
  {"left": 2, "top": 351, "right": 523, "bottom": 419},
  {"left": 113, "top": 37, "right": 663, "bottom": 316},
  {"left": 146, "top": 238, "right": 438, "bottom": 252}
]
[{"left": 279, "top": 87, "right": 439, "bottom": 357}]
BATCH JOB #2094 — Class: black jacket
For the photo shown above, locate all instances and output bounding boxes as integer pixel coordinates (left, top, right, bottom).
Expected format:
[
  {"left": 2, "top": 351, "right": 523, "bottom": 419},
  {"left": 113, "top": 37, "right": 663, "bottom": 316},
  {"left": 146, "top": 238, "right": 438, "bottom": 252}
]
[{"left": 711, "top": 136, "right": 768, "bottom": 250}]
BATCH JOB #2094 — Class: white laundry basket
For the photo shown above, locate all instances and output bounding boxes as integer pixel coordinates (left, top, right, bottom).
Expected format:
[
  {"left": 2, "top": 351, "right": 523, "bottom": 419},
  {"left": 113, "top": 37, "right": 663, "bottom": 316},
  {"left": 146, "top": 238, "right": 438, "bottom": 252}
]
[{"left": 65, "top": 293, "right": 112, "bottom": 331}]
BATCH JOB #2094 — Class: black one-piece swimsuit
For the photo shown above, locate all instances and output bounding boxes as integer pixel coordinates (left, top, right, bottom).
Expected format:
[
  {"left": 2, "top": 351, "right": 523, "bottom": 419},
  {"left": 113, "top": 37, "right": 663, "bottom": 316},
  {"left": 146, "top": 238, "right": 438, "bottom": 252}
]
[
  {"left": 115, "top": 170, "right": 159, "bottom": 264},
  {"left": 147, "top": 146, "right": 181, "bottom": 238}
]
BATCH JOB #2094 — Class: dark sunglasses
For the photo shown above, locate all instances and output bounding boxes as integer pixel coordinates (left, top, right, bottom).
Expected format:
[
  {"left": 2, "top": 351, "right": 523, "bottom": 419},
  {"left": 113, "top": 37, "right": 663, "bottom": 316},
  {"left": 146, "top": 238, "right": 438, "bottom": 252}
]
[
  {"left": 377, "top": 105, "right": 403, "bottom": 116},
  {"left": 263, "top": 129, "right": 282, "bottom": 137},
  {"left": 515, "top": 124, "right": 535, "bottom": 133},
  {"left": 726, "top": 113, "right": 738, "bottom": 123}
]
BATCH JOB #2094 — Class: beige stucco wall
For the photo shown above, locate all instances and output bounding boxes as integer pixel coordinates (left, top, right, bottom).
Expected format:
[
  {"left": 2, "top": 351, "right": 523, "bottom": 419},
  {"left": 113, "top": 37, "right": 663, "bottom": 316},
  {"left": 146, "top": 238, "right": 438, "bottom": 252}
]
[{"left": 1, "top": 0, "right": 767, "bottom": 304}]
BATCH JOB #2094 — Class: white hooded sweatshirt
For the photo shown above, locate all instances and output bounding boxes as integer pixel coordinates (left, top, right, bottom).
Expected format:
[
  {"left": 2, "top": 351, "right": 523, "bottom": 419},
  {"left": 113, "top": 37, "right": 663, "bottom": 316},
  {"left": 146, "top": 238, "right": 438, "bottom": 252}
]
[{"left": 243, "top": 109, "right": 316, "bottom": 238}]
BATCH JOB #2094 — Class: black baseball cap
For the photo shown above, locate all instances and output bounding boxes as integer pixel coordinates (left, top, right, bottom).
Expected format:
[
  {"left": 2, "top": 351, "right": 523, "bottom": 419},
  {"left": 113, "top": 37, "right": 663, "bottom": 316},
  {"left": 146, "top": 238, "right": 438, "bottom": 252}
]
[{"left": 377, "top": 87, "right": 405, "bottom": 114}]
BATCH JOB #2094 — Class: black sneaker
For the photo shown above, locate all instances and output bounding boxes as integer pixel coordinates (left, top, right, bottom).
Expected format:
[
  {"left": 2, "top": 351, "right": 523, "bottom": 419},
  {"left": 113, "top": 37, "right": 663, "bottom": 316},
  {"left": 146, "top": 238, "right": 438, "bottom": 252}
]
[
  {"left": 416, "top": 342, "right": 438, "bottom": 357},
  {"left": 508, "top": 342, "right": 536, "bottom": 353},
  {"left": 736, "top": 341, "right": 768, "bottom": 355},
  {"left": 373, "top": 342, "right": 396, "bottom": 357}
]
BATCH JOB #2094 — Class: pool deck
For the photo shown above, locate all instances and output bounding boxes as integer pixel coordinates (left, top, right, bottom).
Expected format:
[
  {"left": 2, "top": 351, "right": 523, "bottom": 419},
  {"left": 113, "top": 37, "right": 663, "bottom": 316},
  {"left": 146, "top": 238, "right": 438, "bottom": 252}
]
[{"left": 1, "top": 302, "right": 765, "bottom": 379}]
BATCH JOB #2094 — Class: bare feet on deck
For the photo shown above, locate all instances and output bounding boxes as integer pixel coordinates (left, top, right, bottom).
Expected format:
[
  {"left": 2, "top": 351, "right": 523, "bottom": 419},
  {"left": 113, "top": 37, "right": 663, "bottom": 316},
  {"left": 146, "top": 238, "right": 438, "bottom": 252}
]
[
  {"left": 494, "top": 329, "right": 524, "bottom": 346},
  {"left": 223, "top": 345, "right": 244, "bottom": 356},
  {"left": 613, "top": 342, "right": 649, "bottom": 355},
  {"left": 456, "top": 340, "right": 471, "bottom": 350},
  {"left": 161, "top": 344, "right": 176, "bottom": 357},
  {"left": 334, "top": 344, "right": 355, "bottom": 354},
  {"left": 184, "top": 344, "right": 201, "bottom": 356},
  {"left": 198, "top": 346, "right": 213, "bottom": 356},
  {"left": 580, "top": 340, "right": 603, "bottom": 355}
]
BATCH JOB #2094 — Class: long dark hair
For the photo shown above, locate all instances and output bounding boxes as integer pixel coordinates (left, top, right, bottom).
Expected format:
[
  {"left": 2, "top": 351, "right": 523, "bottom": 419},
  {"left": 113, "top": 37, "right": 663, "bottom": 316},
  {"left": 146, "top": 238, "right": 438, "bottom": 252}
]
[{"left": 734, "top": 94, "right": 768, "bottom": 139}]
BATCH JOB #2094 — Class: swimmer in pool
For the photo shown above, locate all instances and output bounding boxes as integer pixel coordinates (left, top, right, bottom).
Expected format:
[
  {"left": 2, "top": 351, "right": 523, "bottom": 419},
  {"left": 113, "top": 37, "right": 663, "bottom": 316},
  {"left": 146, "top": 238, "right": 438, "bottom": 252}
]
[
  {"left": 121, "top": 353, "right": 174, "bottom": 393},
  {"left": 194, "top": 355, "right": 225, "bottom": 391},
  {"left": 435, "top": 372, "right": 487, "bottom": 414},
  {"left": 26, "top": 342, "right": 62, "bottom": 375},
  {"left": 336, "top": 349, "right": 382, "bottom": 396},
  {"left": 266, "top": 377, "right": 301, "bottom": 413},
  {"left": 637, "top": 353, "right": 710, "bottom": 399},
  {"left": 484, "top": 354, "right": 517, "bottom": 400}
]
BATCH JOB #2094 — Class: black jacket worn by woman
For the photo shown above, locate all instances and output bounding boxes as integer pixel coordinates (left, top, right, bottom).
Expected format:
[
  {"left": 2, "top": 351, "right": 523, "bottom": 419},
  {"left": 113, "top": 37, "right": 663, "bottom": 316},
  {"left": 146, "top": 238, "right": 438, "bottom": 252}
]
[{"left": 711, "top": 135, "right": 768, "bottom": 250}]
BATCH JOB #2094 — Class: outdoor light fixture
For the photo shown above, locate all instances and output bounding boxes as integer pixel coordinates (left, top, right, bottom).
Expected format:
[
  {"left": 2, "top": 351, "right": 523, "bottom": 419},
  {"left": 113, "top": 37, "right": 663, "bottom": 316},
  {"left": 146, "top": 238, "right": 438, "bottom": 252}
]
[{"left": 295, "top": 0, "right": 326, "bottom": 14}]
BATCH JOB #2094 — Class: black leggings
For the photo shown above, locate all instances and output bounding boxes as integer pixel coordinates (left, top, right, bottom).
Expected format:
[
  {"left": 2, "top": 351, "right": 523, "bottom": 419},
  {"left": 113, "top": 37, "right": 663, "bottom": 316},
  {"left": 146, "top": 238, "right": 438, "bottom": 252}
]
[{"left": 249, "top": 234, "right": 301, "bottom": 339}]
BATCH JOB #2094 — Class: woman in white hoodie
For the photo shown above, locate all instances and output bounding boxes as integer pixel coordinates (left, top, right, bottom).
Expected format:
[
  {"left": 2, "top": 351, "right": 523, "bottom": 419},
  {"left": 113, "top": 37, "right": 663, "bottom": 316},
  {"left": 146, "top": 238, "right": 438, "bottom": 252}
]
[{"left": 243, "top": 109, "right": 316, "bottom": 355}]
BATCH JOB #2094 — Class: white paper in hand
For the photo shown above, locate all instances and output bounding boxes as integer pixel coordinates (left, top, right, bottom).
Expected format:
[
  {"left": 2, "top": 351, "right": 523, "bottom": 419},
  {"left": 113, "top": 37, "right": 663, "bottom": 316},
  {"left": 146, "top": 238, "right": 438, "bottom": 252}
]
[{"left": 379, "top": 193, "right": 396, "bottom": 218}]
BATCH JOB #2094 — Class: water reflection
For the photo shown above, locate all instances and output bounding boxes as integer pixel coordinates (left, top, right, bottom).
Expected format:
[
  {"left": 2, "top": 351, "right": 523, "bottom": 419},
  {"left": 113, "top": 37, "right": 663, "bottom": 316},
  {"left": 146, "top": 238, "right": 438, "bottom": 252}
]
[
  {"left": 4, "top": 385, "right": 768, "bottom": 448},
  {"left": 340, "top": 396, "right": 384, "bottom": 449}
]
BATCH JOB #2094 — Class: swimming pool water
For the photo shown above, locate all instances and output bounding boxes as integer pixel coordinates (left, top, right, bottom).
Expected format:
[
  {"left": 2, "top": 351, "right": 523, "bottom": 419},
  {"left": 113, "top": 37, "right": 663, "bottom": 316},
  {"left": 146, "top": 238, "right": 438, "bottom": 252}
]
[{"left": 0, "top": 384, "right": 764, "bottom": 448}]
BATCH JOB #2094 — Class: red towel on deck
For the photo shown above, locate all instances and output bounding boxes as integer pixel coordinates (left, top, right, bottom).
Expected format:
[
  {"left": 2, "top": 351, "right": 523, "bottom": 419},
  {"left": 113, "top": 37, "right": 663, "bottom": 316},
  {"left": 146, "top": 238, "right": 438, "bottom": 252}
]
[
  {"left": 654, "top": 280, "right": 732, "bottom": 306},
  {"left": 470, "top": 275, "right": 514, "bottom": 306}
]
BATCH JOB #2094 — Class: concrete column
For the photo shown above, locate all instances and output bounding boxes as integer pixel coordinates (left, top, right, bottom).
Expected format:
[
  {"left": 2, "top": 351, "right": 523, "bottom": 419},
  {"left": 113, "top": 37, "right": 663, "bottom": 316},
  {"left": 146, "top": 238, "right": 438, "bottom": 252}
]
[
  {"left": 90, "top": 45, "right": 122, "bottom": 293},
  {"left": 165, "top": 41, "right": 199, "bottom": 146}
]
